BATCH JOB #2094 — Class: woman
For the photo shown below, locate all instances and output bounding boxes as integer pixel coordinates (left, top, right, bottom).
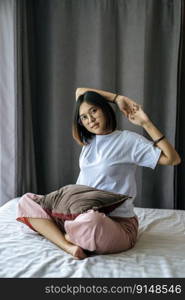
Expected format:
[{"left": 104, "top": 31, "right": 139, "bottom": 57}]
[{"left": 16, "top": 87, "right": 181, "bottom": 260}]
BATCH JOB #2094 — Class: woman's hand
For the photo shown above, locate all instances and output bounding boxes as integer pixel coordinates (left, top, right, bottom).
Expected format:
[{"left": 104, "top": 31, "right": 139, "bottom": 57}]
[
  {"left": 116, "top": 96, "right": 150, "bottom": 126},
  {"left": 115, "top": 95, "right": 140, "bottom": 118},
  {"left": 128, "top": 105, "right": 150, "bottom": 127}
]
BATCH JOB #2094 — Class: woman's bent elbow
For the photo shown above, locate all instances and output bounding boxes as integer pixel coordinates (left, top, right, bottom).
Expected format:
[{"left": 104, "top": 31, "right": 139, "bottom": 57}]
[{"left": 171, "top": 155, "right": 181, "bottom": 166}]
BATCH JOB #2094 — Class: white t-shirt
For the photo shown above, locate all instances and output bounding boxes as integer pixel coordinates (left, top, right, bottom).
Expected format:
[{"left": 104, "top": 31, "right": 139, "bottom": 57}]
[{"left": 76, "top": 130, "right": 161, "bottom": 217}]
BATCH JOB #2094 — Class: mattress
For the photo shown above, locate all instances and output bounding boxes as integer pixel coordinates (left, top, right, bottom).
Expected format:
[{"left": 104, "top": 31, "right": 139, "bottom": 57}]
[{"left": 0, "top": 198, "right": 185, "bottom": 278}]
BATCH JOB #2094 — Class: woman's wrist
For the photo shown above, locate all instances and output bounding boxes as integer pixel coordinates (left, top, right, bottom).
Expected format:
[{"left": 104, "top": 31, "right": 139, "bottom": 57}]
[
  {"left": 141, "top": 119, "right": 153, "bottom": 129},
  {"left": 112, "top": 94, "right": 119, "bottom": 103},
  {"left": 142, "top": 120, "right": 165, "bottom": 142},
  {"left": 113, "top": 94, "right": 123, "bottom": 104}
]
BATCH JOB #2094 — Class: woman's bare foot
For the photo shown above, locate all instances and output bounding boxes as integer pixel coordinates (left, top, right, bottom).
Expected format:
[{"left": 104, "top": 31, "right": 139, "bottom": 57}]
[
  {"left": 68, "top": 244, "right": 87, "bottom": 260},
  {"left": 64, "top": 234, "right": 87, "bottom": 260}
]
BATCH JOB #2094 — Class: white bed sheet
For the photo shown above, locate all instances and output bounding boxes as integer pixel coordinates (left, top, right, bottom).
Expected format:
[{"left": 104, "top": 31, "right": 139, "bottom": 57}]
[{"left": 0, "top": 198, "right": 185, "bottom": 278}]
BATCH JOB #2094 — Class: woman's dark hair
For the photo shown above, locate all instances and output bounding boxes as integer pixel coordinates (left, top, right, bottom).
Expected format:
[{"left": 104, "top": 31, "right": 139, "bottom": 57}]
[{"left": 72, "top": 91, "right": 117, "bottom": 146}]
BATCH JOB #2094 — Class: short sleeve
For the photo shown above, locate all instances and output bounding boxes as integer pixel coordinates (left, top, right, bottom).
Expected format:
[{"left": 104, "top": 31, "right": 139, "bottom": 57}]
[{"left": 133, "top": 134, "right": 161, "bottom": 169}]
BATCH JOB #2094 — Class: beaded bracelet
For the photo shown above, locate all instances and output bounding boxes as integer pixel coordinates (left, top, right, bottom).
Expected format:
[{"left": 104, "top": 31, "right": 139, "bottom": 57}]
[{"left": 153, "top": 135, "right": 165, "bottom": 146}]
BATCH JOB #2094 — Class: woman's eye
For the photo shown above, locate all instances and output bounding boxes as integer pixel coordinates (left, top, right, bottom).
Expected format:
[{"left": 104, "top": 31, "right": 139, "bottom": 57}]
[{"left": 92, "top": 108, "right": 97, "bottom": 114}]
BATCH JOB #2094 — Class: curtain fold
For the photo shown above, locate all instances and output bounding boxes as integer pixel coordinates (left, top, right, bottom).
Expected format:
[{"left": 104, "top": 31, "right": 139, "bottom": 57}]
[
  {"left": 0, "top": 0, "right": 16, "bottom": 205},
  {"left": 15, "top": 0, "right": 37, "bottom": 197},
  {"left": 0, "top": 0, "right": 183, "bottom": 209},
  {"left": 175, "top": 0, "right": 185, "bottom": 209}
]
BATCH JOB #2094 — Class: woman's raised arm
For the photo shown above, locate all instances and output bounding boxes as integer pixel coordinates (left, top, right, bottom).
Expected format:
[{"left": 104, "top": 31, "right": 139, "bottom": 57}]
[
  {"left": 75, "top": 87, "right": 138, "bottom": 117},
  {"left": 125, "top": 104, "right": 181, "bottom": 166},
  {"left": 76, "top": 87, "right": 117, "bottom": 102}
]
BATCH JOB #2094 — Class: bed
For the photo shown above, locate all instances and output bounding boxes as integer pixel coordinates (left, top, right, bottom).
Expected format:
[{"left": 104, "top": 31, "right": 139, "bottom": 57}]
[{"left": 0, "top": 197, "right": 185, "bottom": 278}]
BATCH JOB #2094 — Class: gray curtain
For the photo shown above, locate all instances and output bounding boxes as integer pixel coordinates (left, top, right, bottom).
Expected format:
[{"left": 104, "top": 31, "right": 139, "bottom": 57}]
[
  {"left": 16, "top": 0, "right": 38, "bottom": 197},
  {"left": 0, "top": 0, "right": 16, "bottom": 206},
  {"left": 0, "top": 0, "right": 182, "bottom": 208},
  {"left": 175, "top": 0, "right": 185, "bottom": 209}
]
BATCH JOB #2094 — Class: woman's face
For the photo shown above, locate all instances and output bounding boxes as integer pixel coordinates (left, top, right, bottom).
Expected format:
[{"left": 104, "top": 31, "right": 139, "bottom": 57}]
[{"left": 79, "top": 102, "right": 112, "bottom": 135}]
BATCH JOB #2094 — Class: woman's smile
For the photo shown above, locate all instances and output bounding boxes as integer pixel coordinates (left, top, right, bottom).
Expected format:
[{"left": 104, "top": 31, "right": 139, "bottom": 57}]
[{"left": 90, "top": 123, "right": 99, "bottom": 129}]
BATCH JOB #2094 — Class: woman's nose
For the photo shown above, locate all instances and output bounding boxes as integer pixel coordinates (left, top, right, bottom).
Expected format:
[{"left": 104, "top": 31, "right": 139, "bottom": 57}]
[{"left": 88, "top": 114, "right": 95, "bottom": 123}]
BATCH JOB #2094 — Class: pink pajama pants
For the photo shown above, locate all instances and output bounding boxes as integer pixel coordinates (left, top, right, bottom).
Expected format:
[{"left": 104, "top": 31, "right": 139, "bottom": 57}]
[{"left": 16, "top": 193, "right": 138, "bottom": 254}]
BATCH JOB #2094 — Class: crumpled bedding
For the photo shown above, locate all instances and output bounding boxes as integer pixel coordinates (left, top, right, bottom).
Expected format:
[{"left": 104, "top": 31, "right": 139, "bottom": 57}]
[{"left": 0, "top": 198, "right": 185, "bottom": 278}]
